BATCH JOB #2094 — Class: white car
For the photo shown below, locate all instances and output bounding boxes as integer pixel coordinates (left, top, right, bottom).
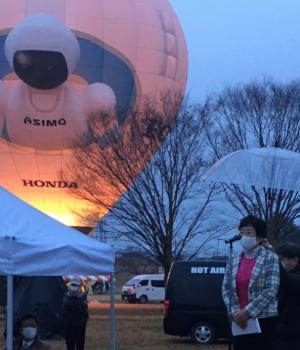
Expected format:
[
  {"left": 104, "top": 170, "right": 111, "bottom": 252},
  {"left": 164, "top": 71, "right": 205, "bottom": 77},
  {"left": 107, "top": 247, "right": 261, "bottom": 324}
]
[{"left": 121, "top": 274, "right": 165, "bottom": 303}]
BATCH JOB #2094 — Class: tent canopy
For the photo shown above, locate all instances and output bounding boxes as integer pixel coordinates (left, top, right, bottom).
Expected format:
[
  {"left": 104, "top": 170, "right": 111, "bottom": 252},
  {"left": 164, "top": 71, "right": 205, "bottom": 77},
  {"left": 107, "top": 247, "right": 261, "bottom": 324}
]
[
  {"left": 0, "top": 187, "right": 115, "bottom": 276},
  {"left": 202, "top": 147, "right": 300, "bottom": 191}
]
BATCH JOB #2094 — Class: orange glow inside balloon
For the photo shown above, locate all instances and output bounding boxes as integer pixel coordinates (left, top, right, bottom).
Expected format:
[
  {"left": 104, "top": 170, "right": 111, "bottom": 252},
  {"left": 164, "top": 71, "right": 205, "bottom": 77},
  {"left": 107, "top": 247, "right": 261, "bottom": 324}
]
[{"left": 0, "top": 0, "right": 188, "bottom": 225}]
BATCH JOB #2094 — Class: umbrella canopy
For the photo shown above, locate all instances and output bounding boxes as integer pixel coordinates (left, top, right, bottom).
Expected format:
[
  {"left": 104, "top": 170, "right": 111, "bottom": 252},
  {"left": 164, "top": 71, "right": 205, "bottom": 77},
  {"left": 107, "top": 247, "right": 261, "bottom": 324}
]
[
  {"left": 202, "top": 147, "right": 300, "bottom": 191},
  {"left": 0, "top": 187, "right": 115, "bottom": 276},
  {"left": 63, "top": 274, "right": 109, "bottom": 282}
]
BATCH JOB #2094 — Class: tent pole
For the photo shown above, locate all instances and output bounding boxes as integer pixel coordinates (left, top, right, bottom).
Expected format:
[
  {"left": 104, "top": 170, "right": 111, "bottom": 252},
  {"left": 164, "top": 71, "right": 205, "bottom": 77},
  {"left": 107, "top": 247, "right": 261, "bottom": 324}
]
[
  {"left": 6, "top": 274, "right": 13, "bottom": 350},
  {"left": 109, "top": 272, "right": 116, "bottom": 350}
]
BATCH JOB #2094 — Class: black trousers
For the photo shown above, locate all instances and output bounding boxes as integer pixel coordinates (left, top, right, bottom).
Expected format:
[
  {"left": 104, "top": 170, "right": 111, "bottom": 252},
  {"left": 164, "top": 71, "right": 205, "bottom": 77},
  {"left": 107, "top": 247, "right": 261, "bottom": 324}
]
[
  {"left": 64, "top": 324, "right": 86, "bottom": 350},
  {"left": 232, "top": 317, "right": 277, "bottom": 350},
  {"left": 275, "top": 337, "right": 300, "bottom": 350}
]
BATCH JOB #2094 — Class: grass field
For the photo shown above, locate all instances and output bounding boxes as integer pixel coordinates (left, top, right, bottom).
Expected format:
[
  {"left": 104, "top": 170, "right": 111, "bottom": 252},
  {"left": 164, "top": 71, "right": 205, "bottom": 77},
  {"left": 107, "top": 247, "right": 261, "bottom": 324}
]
[{"left": 0, "top": 297, "right": 228, "bottom": 349}]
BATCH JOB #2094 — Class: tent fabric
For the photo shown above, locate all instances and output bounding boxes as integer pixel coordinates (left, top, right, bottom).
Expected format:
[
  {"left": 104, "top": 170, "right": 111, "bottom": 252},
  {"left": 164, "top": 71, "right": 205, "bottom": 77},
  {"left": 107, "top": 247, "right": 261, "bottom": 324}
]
[
  {"left": 202, "top": 147, "right": 300, "bottom": 191},
  {"left": 13, "top": 276, "right": 67, "bottom": 339},
  {"left": 0, "top": 276, "right": 6, "bottom": 305},
  {"left": 0, "top": 187, "right": 115, "bottom": 276}
]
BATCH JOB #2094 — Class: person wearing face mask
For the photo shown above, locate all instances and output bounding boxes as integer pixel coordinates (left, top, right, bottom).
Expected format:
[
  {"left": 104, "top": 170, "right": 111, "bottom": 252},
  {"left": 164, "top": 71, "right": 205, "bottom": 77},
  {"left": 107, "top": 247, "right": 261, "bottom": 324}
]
[
  {"left": 275, "top": 242, "right": 300, "bottom": 350},
  {"left": 62, "top": 278, "right": 89, "bottom": 350},
  {"left": 12, "top": 314, "right": 53, "bottom": 349},
  {"left": 222, "top": 215, "right": 280, "bottom": 350}
]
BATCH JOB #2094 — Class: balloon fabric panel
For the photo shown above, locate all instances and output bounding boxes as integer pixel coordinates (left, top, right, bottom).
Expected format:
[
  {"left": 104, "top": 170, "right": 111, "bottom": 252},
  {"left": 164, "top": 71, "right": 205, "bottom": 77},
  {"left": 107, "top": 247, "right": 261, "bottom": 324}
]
[{"left": 0, "top": 0, "right": 188, "bottom": 225}]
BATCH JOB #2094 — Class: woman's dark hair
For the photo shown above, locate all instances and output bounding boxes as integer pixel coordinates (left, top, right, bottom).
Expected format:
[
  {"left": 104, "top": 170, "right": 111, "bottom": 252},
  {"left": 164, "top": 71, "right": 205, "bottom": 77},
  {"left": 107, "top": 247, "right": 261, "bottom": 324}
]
[
  {"left": 278, "top": 242, "right": 300, "bottom": 262},
  {"left": 239, "top": 215, "right": 267, "bottom": 238}
]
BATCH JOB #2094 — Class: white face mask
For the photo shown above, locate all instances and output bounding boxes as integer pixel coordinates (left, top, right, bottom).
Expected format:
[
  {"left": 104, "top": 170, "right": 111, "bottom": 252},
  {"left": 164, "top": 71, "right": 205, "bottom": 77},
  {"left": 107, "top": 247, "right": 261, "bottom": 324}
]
[
  {"left": 70, "top": 286, "right": 79, "bottom": 292},
  {"left": 281, "top": 260, "right": 288, "bottom": 270},
  {"left": 239, "top": 236, "right": 258, "bottom": 252},
  {"left": 281, "top": 257, "right": 298, "bottom": 272},
  {"left": 22, "top": 327, "right": 37, "bottom": 339}
]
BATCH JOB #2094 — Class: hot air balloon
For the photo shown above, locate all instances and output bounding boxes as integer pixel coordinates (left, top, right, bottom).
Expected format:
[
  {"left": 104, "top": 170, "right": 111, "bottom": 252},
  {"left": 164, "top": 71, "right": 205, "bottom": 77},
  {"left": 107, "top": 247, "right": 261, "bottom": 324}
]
[{"left": 0, "top": 0, "right": 188, "bottom": 225}]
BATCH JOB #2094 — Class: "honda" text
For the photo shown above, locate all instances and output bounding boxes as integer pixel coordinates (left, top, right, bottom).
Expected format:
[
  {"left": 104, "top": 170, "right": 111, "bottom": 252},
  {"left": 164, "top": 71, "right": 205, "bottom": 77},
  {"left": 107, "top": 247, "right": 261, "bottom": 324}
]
[{"left": 22, "top": 179, "right": 78, "bottom": 189}]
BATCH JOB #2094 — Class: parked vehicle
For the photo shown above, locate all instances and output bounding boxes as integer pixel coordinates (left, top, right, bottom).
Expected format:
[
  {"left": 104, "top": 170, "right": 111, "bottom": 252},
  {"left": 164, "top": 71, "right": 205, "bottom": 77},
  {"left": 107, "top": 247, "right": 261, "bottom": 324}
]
[
  {"left": 164, "top": 259, "right": 229, "bottom": 344},
  {"left": 121, "top": 274, "right": 165, "bottom": 303}
]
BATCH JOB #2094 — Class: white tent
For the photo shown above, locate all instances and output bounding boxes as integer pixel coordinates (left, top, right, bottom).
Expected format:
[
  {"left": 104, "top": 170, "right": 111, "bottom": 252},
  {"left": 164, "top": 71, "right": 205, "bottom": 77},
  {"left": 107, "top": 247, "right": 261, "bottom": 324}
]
[
  {"left": 202, "top": 147, "right": 300, "bottom": 191},
  {"left": 0, "top": 187, "right": 116, "bottom": 350}
]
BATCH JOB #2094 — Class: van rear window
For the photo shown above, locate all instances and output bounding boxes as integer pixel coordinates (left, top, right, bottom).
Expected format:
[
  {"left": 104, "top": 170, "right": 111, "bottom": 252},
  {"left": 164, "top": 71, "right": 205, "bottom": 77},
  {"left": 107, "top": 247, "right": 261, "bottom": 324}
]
[
  {"left": 167, "top": 264, "right": 226, "bottom": 309},
  {"left": 171, "top": 275, "right": 223, "bottom": 308},
  {"left": 151, "top": 280, "right": 164, "bottom": 288}
]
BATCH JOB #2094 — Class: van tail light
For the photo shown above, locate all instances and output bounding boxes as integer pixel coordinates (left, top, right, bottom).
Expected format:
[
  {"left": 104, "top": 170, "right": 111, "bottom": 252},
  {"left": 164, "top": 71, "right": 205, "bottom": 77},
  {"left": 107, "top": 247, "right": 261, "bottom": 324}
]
[{"left": 164, "top": 300, "right": 170, "bottom": 318}]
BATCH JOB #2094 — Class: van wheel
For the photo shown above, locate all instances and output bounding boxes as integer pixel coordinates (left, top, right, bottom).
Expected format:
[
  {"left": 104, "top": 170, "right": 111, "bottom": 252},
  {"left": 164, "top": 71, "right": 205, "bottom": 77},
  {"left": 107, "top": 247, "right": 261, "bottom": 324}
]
[
  {"left": 191, "top": 322, "right": 215, "bottom": 344},
  {"left": 139, "top": 295, "right": 148, "bottom": 304}
]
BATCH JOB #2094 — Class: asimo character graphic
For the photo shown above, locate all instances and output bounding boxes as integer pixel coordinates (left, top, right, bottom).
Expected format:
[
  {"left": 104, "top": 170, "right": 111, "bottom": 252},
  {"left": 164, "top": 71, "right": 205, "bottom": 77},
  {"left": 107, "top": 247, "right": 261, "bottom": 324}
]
[
  {"left": 0, "top": 0, "right": 188, "bottom": 224},
  {"left": 0, "top": 14, "right": 116, "bottom": 150}
]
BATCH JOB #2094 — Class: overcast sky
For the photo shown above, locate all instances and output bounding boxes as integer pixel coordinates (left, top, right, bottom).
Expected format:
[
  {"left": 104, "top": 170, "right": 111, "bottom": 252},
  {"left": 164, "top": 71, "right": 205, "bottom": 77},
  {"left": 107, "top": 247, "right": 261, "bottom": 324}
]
[
  {"left": 171, "top": 0, "right": 300, "bottom": 101},
  {"left": 169, "top": 1, "right": 300, "bottom": 252}
]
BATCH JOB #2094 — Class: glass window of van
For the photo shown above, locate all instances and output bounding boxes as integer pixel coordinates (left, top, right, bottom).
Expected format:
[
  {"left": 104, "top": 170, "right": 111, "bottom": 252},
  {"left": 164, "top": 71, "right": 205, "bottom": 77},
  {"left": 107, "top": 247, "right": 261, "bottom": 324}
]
[
  {"left": 151, "top": 280, "right": 164, "bottom": 288},
  {"left": 139, "top": 280, "right": 148, "bottom": 286},
  {"left": 167, "top": 264, "right": 226, "bottom": 308},
  {"left": 125, "top": 278, "right": 140, "bottom": 286}
]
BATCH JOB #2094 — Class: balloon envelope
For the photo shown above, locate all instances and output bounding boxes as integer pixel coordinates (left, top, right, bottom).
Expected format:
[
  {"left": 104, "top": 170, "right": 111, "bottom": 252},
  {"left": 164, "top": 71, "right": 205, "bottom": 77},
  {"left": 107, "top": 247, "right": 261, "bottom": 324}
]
[{"left": 0, "top": 0, "right": 188, "bottom": 225}]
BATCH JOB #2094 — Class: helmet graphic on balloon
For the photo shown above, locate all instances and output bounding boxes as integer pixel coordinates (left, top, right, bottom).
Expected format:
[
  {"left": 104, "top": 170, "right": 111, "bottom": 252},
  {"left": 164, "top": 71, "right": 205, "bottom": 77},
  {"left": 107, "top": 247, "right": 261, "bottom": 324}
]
[
  {"left": 0, "top": 0, "right": 188, "bottom": 224},
  {"left": 2, "top": 13, "right": 116, "bottom": 150}
]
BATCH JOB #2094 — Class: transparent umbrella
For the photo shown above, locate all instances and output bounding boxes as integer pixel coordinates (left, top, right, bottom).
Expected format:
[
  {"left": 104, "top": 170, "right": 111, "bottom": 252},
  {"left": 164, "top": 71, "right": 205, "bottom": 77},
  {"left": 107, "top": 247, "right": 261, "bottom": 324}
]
[{"left": 202, "top": 147, "right": 300, "bottom": 191}]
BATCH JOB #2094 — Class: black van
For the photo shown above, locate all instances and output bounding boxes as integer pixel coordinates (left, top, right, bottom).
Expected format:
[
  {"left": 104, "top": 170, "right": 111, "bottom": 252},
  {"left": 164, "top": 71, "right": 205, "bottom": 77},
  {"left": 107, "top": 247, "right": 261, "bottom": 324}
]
[{"left": 164, "top": 259, "right": 229, "bottom": 344}]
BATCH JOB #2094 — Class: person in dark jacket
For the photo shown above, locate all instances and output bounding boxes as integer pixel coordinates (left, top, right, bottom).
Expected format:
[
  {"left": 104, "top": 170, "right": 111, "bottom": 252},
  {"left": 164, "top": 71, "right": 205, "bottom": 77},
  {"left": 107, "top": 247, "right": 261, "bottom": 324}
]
[
  {"left": 276, "top": 242, "right": 300, "bottom": 350},
  {"left": 12, "top": 314, "right": 53, "bottom": 350},
  {"left": 62, "top": 278, "right": 89, "bottom": 350}
]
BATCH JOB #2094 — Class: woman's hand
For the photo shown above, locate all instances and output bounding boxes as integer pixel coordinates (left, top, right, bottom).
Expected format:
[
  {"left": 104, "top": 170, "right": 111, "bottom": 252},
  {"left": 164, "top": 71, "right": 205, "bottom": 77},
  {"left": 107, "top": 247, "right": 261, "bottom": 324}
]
[{"left": 233, "top": 309, "right": 249, "bottom": 329}]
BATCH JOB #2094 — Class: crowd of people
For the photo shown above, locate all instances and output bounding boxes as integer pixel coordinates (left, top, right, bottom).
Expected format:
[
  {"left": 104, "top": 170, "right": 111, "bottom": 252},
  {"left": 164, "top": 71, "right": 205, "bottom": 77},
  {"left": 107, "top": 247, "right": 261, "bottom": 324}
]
[{"left": 222, "top": 214, "right": 300, "bottom": 350}]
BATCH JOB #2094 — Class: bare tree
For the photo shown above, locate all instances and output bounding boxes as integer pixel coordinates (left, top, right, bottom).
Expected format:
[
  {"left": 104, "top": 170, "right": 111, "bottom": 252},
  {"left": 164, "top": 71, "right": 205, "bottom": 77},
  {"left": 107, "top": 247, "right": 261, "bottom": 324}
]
[
  {"left": 65, "top": 93, "right": 222, "bottom": 278},
  {"left": 116, "top": 250, "right": 159, "bottom": 276},
  {"left": 204, "top": 79, "right": 300, "bottom": 247}
]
